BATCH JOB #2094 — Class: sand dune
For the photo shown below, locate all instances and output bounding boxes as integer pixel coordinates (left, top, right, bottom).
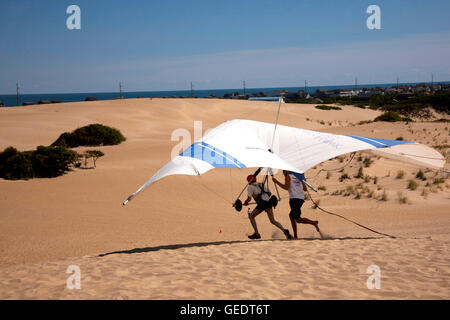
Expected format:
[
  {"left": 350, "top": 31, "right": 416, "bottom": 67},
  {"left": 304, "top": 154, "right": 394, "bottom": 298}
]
[
  {"left": 0, "top": 237, "right": 448, "bottom": 299},
  {"left": 0, "top": 98, "right": 449, "bottom": 299}
]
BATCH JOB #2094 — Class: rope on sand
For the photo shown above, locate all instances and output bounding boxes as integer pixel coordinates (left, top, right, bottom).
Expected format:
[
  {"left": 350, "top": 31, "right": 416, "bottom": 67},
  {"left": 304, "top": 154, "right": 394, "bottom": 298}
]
[{"left": 305, "top": 188, "right": 397, "bottom": 239}]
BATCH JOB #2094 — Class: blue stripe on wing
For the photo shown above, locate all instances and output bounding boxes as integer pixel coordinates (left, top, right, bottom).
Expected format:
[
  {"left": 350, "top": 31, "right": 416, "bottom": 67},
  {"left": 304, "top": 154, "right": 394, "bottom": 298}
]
[
  {"left": 180, "top": 141, "right": 246, "bottom": 168},
  {"left": 346, "top": 135, "right": 413, "bottom": 148}
]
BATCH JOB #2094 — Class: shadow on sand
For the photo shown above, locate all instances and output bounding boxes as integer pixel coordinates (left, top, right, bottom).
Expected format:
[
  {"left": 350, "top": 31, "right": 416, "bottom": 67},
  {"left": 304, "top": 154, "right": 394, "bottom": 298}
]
[{"left": 98, "top": 236, "right": 382, "bottom": 257}]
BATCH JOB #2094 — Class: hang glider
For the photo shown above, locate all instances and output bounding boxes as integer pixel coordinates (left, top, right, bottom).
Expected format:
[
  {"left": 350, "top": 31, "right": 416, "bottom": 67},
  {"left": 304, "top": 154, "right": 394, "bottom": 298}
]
[{"left": 122, "top": 119, "right": 445, "bottom": 205}]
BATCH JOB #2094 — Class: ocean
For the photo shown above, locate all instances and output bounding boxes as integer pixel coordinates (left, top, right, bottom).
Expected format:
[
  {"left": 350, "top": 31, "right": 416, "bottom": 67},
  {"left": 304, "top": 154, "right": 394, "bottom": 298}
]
[{"left": 0, "top": 82, "right": 444, "bottom": 107}]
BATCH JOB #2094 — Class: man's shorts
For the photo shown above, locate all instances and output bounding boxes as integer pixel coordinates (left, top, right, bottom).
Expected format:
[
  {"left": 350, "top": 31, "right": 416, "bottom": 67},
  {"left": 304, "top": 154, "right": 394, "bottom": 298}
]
[
  {"left": 289, "top": 198, "right": 305, "bottom": 220},
  {"left": 255, "top": 200, "right": 273, "bottom": 212}
]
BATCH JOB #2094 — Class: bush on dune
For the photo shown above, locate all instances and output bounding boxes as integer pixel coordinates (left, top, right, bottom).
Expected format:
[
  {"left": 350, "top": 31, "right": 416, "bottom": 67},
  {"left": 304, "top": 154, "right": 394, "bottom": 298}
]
[
  {"left": 1, "top": 124, "right": 125, "bottom": 180},
  {"left": 315, "top": 105, "right": 342, "bottom": 111},
  {"left": 31, "top": 146, "right": 79, "bottom": 178},
  {"left": 0, "top": 147, "right": 33, "bottom": 180},
  {"left": 0, "top": 146, "right": 79, "bottom": 180},
  {"left": 51, "top": 124, "right": 126, "bottom": 148},
  {"left": 374, "top": 111, "right": 402, "bottom": 122}
]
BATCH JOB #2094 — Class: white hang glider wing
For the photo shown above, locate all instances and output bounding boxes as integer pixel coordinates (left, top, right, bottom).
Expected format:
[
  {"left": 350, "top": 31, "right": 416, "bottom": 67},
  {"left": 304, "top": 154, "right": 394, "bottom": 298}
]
[{"left": 123, "top": 119, "right": 445, "bottom": 205}]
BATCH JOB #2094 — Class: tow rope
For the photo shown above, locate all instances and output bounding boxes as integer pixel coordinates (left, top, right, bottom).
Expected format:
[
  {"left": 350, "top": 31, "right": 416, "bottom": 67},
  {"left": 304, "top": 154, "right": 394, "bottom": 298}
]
[{"left": 305, "top": 188, "right": 397, "bottom": 239}]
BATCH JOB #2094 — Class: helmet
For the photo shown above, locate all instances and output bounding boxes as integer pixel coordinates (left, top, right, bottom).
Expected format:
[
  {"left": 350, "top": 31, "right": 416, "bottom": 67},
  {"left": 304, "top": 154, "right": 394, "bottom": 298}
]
[{"left": 246, "top": 175, "right": 256, "bottom": 183}]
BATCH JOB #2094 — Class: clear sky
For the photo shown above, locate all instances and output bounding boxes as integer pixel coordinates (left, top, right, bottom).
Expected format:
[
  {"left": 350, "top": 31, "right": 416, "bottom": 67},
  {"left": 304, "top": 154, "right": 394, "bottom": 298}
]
[{"left": 1, "top": 0, "right": 450, "bottom": 94}]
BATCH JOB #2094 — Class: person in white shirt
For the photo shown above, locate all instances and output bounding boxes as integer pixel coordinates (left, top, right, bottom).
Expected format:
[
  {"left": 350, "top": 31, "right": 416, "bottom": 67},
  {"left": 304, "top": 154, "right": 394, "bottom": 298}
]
[
  {"left": 273, "top": 170, "right": 320, "bottom": 239},
  {"left": 243, "top": 174, "right": 292, "bottom": 240}
]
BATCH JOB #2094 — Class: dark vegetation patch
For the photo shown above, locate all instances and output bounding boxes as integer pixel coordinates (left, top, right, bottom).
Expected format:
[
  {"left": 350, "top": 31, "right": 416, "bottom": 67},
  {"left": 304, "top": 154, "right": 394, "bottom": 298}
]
[
  {"left": 51, "top": 124, "right": 125, "bottom": 148},
  {"left": 1, "top": 124, "right": 123, "bottom": 180},
  {"left": 314, "top": 105, "right": 342, "bottom": 111},
  {"left": 287, "top": 91, "right": 450, "bottom": 117},
  {"left": 0, "top": 146, "right": 78, "bottom": 180},
  {"left": 374, "top": 111, "right": 411, "bottom": 122}
]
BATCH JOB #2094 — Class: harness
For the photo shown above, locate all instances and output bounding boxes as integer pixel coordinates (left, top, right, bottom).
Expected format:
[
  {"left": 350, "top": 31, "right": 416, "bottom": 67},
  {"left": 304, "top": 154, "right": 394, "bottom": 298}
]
[{"left": 253, "top": 182, "right": 272, "bottom": 204}]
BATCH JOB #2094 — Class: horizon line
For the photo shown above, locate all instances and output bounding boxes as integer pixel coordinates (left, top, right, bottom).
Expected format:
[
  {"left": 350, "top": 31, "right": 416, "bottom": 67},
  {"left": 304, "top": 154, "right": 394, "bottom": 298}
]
[{"left": 1, "top": 80, "right": 449, "bottom": 96}]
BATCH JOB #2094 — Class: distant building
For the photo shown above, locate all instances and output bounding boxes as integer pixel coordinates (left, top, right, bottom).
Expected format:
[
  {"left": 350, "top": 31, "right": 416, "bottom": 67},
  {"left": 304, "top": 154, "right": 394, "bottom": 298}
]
[{"left": 339, "top": 90, "right": 357, "bottom": 97}]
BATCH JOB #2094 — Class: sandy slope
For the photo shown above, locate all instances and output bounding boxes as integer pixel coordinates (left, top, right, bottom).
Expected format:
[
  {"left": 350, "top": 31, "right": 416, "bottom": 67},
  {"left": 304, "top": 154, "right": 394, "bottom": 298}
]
[{"left": 0, "top": 98, "right": 448, "bottom": 299}]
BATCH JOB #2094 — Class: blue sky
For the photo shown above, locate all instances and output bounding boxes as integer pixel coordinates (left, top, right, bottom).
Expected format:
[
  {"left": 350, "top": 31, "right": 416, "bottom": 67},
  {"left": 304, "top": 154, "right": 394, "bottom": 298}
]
[{"left": 1, "top": 0, "right": 450, "bottom": 94}]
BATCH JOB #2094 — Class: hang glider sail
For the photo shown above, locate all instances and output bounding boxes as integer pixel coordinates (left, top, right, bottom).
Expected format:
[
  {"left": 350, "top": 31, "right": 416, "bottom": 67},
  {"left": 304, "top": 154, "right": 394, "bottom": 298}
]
[{"left": 123, "top": 119, "right": 445, "bottom": 205}]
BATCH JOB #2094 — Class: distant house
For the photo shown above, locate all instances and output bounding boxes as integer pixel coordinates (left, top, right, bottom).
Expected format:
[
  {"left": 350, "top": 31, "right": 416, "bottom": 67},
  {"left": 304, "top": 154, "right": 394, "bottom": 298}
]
[
  {"left": 283, "top": 91, "right": 300, "bottom": 98},
  {"left": 385, "top": 87, "right": 401, "bottom": 94},
  {"left": 297, "top": 90, "right": 307, "bottom": 98},
  {"left": 249, "top": 91, "right": 267, "bottom": 98},
  {"left": 315, "top": 88, "right": 341, "bottom": 98},
  {"left": 339, "top": 90, "right": 357, "bottom": 97},
  {"left": 0, "top": 101, "right": 4, "bottom": 107},
  {"left": 274, "top": 90, "right": 285, "bottom": 95}
]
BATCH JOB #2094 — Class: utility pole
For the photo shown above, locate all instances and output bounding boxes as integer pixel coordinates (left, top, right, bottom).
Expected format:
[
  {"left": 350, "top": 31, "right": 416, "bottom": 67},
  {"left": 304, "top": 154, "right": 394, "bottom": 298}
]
[
  {"left": 431, "top": 73, "right": 434, "bottom": 88},
  {"left": 243, "top": 80, "right": 246, "bottom": 96},
  {"left": 190, "top": 81, "right": 193, "bottom": 98},
  {"left": 396, "top": 76, "right": 399, "bottom": 90},
  {"left": 355, "top": 77, "right": 358, "bottom": 91},
  {"left": 16, "top": 82, "right": 20, "bottom": 106},
  {"left": 119, "top": 81, "right": 123, "bottom": 99},
  {"left": 304, "top": 80, "right": 307, "bottom": 93}
]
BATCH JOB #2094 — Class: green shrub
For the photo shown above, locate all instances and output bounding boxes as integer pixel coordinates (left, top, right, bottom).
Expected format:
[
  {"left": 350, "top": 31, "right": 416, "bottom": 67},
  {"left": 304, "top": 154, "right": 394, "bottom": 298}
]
[
  {"left": 397, "top": 191, "right": 408, "bottom": 204},
  {"left": 396, "top": 170, "right": 405, "bottom": 179},
  {"left": 407, "top": 180, "right": 418, "bottom": 191},
  {"left": 52, "top": 124, "right": 125, "bottom": 148},
  {"left": 31, "top": 146, "right": 78, "bottom": 178},
  {"left": 355, "top": 167, "right": 364, "bottom": 179},
  {"left": 374, "top": 111, "right": 404, "bottom": 122},
  {"left": 363, "top": 157, "right": 373, "bottom": 168},
  {"left": 0, "top": 146, "right": 79, "bottom": 180},
  {"left": 415, "top": 170, "right": 426, "bottom": 181},
  {"left": 339, "top": 173, "right": 350, "bottom": 182},
  {"left": 434, "top": 118, "right": 450, "bottom": 123},
  {"left": 0, "top": 147, "right": 33, "bottom": 180},
  {"left": 81, "top": 150, "right": 105, "bottom": 168},
  {"left": 315, "top": 105, "right": 342, "bottom": 111},
  {"left": 433, "top": 145, "right": 450, "bottom": 150}
]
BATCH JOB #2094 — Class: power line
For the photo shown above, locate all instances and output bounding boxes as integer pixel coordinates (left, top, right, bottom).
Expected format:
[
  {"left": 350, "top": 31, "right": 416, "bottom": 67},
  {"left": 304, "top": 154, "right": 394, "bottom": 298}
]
[{"left": 16, "top": 82, "right": 20, "bottom": 106}]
